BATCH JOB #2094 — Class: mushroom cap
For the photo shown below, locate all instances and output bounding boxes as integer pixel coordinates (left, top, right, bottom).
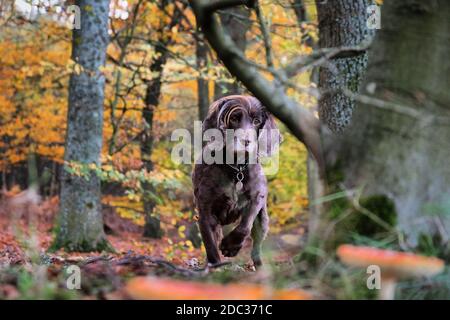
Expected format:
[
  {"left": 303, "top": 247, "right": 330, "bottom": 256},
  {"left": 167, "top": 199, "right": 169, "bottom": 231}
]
[
  {"left": 125, "top": 276, "right": 313, "bottom": 300},
  {"left": 337, "top": 244, "right": 445, "bottom": 278}
]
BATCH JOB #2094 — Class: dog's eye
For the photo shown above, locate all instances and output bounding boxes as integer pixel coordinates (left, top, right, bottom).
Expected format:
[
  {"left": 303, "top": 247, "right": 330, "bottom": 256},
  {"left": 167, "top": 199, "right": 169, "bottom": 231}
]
[{"left": 252, "top": 118, "right": 261, "bottom": 126}]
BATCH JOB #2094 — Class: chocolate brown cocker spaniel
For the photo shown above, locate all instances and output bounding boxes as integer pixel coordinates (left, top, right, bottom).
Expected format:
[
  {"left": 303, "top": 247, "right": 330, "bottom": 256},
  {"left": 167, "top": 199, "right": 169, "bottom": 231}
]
[{"left": 192, "top": 95, "right": 282, "bottom": 268}]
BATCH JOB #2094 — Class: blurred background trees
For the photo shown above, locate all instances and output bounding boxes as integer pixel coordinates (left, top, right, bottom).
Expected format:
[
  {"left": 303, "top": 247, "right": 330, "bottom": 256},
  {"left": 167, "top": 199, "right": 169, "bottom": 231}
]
[{"left": 0, "top": 0, "right": 312, "bottom": 251}]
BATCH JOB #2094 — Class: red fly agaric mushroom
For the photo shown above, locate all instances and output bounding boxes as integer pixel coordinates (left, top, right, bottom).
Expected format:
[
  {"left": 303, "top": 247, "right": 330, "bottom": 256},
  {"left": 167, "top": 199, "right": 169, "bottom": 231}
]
[
  {"left": 337, "top": 244, "right": 445, "bottom": 300},
  {"left": 125, "top": 276, "right": 313, "bottom": 300}
]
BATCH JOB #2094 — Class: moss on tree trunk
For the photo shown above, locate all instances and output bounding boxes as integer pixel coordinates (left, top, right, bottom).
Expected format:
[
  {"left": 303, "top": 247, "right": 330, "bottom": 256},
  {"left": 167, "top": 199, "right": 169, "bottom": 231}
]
[{"left": 317, "top": 0, "right": 375, "bottom": 133}]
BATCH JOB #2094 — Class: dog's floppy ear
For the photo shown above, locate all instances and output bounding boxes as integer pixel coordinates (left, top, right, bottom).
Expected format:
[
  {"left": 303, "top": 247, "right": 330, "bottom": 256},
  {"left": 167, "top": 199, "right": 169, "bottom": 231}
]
[
  {"left": 202, "top": 95, "right": 247, "bottom": 133},
  {"left": 259, "top": 109, "right": 283, "bottom": 157},
  {"left": 202, "top": 97, "right": 228, "bottom": 133}
]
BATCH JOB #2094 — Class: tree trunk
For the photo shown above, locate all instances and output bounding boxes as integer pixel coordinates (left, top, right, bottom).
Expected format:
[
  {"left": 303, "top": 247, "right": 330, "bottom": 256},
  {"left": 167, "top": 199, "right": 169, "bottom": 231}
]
[
  {"left": 53, "top": 0, "right": 112, "bottom": 252},
  {"left": 317, "top": 0, "right": 374, "bottom": 133},
  {"left": 141, "top": 47, "right": 168, "bottom": 239},
  {"left": 324, "top": 0, "right": 450, "bottom": 252},
  {"left": 196, "top": 32, "right": 210, "bottom": 120},
  {"left": 189, "top": 32, "right": 210, "bottom": 247},
  {"left": 291, "top": 0, "right": 314, "bottom": 48},
  {"left": 299, "top": 0, "right": 319, "bottom": 239},
  {"left": 214, "top": 6, "right": 251, "bottom": 99},
  {"left": 140, "top": 1, "right": 183, "bottom": 238},
  {"left": 308, "top": 0, "right": 374, "bottom": 244},
  {"left": 27, "top": 152, "right": 38, "bottom": 187},
  {"left": 291, "top": 0, "right": 307, "bottom": 24}
]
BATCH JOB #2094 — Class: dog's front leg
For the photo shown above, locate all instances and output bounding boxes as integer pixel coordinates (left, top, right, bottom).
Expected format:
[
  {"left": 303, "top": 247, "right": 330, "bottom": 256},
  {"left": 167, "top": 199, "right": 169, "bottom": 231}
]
[
  {"left": 198, "top": 215, "right": 222, "bottom": 265},
  {"left": 220, "top": 199, "right": 263, "bottom": 257}
]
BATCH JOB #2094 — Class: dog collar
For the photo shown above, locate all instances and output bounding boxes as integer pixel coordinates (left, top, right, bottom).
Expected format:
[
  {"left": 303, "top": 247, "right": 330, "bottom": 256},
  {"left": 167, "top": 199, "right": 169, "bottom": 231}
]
[{"left": 226, "top": 163, "right": 248, "bottom": 191}]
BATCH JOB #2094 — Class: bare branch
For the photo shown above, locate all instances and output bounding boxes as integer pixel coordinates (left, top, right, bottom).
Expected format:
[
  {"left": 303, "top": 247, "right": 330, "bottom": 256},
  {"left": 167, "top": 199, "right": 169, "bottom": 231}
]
[
  {"left": 201, "top": 0, "right": 255, "bottom": 14},
  {"left": 284, "top": 41, "right": 371, "bottom": 78},
  {"left": 254, "top": 1, "right": 275, "bottom": 69}
]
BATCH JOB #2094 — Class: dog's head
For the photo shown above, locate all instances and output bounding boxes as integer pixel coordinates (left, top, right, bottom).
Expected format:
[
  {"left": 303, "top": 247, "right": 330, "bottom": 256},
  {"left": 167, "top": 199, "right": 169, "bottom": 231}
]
[{"left": 202, "top": 95, "right": 282, "bottom": 158}]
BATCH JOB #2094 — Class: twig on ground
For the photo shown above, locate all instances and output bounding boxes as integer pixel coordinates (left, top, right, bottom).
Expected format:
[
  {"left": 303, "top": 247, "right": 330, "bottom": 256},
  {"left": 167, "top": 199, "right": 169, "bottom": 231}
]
[
  {"left": 114, "top": 253, "right": 231, "bottom": 277},
  {"left": 81, "top": 255, "right": 114, "bottom": 266}
]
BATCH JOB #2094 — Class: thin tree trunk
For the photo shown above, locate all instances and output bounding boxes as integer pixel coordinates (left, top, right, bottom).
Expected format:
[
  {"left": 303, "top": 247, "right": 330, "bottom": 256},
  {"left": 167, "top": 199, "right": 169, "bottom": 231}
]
[
  {"left": 196, "top": 32, "right": 210, "bottom": 120},
  {"left": 50, "top": 161, "right": 57, "bottom": 197},
  {"left": 296, "top": 0, "right": 320, "bottom": 240},
  {"left": 141, "top": 46, "right": 168, "bottom": 239},
  {"left": 53, "top": 0, "right": 112, "bottom": 252},
  {"left": 291, "top": 0, "right": 307, "bottom": 24},
  {"left": 140, "top": 0, "right": 184, "bottom": 238},
  {"left": 214, "top": 6, "right": 251, "bottom": 99},
  {"left": 291, "top": 0, "right": 314, "bottom": 48},
  {"left": 27, "top": 152, "right": 38, "bottom": 187},
  {"left": 189, "top": 32, "right": 210, "bottom": 247}
]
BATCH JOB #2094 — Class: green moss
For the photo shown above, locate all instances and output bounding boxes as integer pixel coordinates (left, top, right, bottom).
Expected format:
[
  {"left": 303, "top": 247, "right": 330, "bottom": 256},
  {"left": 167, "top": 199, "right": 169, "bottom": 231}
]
[
  {"left": 49, "top": 237, "right": 115, "bottom": 253},
  {"left": 322, "top": 194, "right": 397, "bottom": 250},
  {"left": 354, "top": 195, "right": 397, "bottom": 236},
  {"left": 326, "top": 161, "right": 345, "bottom": 186},
  {"left": 328, "top": 196, "right": 350, "bottom": 220},
  {"left": 294, "top": 244, "right": 327, "bottom": 267},
  {"left": 143, "top": 215, "right": 164, "bottom": 239},
  {"left": 74, "top": 36, "right": 82, "bottom": 46},
  {"left": 315, "top": 162, "right": 398, "bottom": 253},
  {"left": 324, "top": 163, "right": 348, "bottom": 222},
  {"left": 417, "top": 233, "right": 450, "bottom": 262}
]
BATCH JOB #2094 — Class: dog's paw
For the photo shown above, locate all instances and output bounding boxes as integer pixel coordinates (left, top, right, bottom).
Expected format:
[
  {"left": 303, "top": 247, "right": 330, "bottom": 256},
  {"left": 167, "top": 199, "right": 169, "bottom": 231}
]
[
  {"left": 219, "top": 231, "right": 246, "bottom": 257},
  {"left": 220, "top": 242, "right": 242, "bottom": 257}
]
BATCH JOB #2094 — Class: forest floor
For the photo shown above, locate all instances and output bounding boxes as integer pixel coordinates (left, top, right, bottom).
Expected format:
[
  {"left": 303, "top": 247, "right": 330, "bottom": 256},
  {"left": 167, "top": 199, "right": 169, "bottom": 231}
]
[{"left": 0, "top": 196, "right": 309, "bottom": 300}]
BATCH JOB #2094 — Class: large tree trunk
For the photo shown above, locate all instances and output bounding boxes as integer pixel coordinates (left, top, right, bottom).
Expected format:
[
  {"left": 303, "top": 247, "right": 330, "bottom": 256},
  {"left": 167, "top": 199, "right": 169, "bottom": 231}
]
[
  {"left": 213, "top": 6, "right": 251, "bottom": 99},
  {"left": 323, "top": 0, "right": 450, "bottom": 252},
  {"left": 53, "top": 0, "right": 112, "bottom": 252},
  {"left": 317, "top": 0, "right": 374, "bottom": 133},
  {"left": 308, "top": 0, "right": 374, "bottom": 241}
]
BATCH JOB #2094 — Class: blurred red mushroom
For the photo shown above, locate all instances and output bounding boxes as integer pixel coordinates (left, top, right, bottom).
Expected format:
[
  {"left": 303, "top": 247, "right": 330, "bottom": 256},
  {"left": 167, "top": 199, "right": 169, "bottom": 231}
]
[
  {"left": 125, "top": 276, "right": 313, "bottom": 300},
  {"left": 337, "top": 244, "right": 445, "bottom": 300}
]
